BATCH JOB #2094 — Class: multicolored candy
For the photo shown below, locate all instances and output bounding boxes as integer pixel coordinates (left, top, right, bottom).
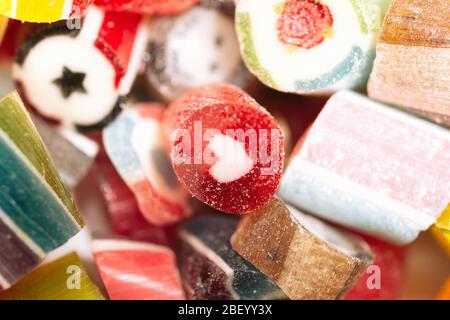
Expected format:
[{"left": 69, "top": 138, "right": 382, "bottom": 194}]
[
  {"left": 236, "top": 0, "right": 391, "bottom": 94},
  {"left": 178, "top": 215, "right": 286, "bottom": 300},
  {"left": 165, "top": 84, "right": 284, "bottom": 214},
  {"left": 231, "top": 197, "right": 374, "bottom": 300},
  {"left": 368, "top": 0, "right": 450, "bottom": 126},
  {"left": 279, "top": 90, "right": 450, "bottom": 244},
  {"left": 13, "top": 6, "right": 148, "bottom": 132},
  {"left": 0, "top": 91, "right": 83, "bottom": 291},
  {"left": 145, "top": 5, "right": 252, "bottom": 102},
  {"left": 93, "top": 0, "right": 199, "bottom": 15},
  {"left": 104, "top": 104, "right": 193, "bottom": 226},
  {"left": 93, "top": 239, "right": 185, "bottom": 300},
  {"left": 0, "top": 253, "right": 104, "bottom": 300},
  {"left": 0, "top": 0, "right": 91, "bottom": 23}
]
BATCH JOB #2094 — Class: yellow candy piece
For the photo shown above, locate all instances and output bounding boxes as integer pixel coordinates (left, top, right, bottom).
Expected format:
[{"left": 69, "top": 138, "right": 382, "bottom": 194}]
[
  {"left": 0, "top": 15, "right": 7, "bottom": 42},
  {"left": 0, "top": 0, "right": 75, "bottom": 23},
  {"left": 437, "top": 277, "right": 450, "bottom": 300},
  {"left": 433, "top": 204, "right": 450, "bottom": 256},
  {"left": 0, "top": 253, "right": 104, "bottom": 300}
]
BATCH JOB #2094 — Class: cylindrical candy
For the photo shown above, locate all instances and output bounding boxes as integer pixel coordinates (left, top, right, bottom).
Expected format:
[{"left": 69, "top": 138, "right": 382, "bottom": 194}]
[
  {"left": 103, "top": 104, "right": 193, "bottom": 226},
  {"left": 0, "top": 0, "right": 91, "bottom": 23},
  {"left": 93, "top": 0, "right": 199, "bottom": 15},
  {"left": 13, "top": 6, "right": 148, "bottom": 132},
  {"left": 165, "top": 84, "right": 284, "bottom": 214},
  {"left": 279, "top": 90, "right": 450, "bottom": 244},
  {"left": 145, "top": 5, "right": 253, "bottom": 102},
  {"left": 236, "top": 0, "right": 391, "bottom": 95}
]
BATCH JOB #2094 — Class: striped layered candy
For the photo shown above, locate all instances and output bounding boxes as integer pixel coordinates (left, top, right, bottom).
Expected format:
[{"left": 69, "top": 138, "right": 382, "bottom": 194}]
[
  {"left": 145, "top": 5, "right": 252, "bottom": 102},
  {"left": 368, "top": 0, "right": 450, "bottom": 127},
  {"left": 93, "top": 239, "right": 185, "bottom": 300},
  {"left": 94, "top": 0, "right": 199, "bottom": 15},
  {"left": 178, "top": 215, "right": 286, "bottom": 300},
  {"left": 104, "top": 104, "right": 192, "bottom": 226},
  {"left": 13, "top": 6, "right": 148, "bottom": 132},
  {"left": 0, "top": 0, "right": 91, "bottom": 23},
  {"left": 0, "top": 92, "right": 83, "bottom": 291},
  {"left": 0, "top": 253, "right": 103, "bottom": 300},
  {"left": 165, "top": 84, "right": 284, "bottom": 214},
  {"left": 236, "top": 0, "right": 391, "bottom": 94},
  {"left": 231, "top": 197, "right": 373, "bottom": 300},
  {"left": 279, "top": 90, "right": 450, "bottom": 244}
]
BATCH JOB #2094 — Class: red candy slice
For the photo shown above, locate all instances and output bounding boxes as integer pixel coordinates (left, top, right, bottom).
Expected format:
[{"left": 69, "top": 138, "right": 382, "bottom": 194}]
[
  {"left": 277, "top": 0, "right": 333, "bottom": 49},
  {"left": 94, "top": 0, "right": 199, "bottom": 15},
  {"left": 164, "top": 84, "right": 284, "bottom": 214}
]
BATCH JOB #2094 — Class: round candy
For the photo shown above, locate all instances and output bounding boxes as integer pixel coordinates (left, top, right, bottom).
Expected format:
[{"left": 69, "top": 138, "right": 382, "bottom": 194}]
[
  {"left": 165, "top": 84, "right": 284, "bottom": 214},
  {"left": 13, "top": 7, "right": 148, "bottom": 132},
  {"left": 94, "top": 0, "right": 199, "bottom": 15},
  {"left": 236, "top": 0, "right": 391, "bottom": 94},
  {"left": 0, "top": 0, "right": 91, "bottom": 23},
  {"left": 145, "top": 5, "right": 252, "bottom": 102}
]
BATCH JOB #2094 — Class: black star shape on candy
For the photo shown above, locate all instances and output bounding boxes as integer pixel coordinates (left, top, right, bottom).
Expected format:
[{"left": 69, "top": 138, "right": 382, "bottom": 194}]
[{"left": 52, "top": 66, "right": 87, "bottom": 99}]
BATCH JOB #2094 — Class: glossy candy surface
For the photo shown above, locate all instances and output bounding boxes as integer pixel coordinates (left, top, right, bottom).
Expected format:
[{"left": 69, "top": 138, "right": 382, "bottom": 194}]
[
  {"left": 94, "top": 0, "right": 199, "bottom": 15},
  {"left": 165, "top": 84, "right": 284, "bottom": 214},
  {"left": 13, "top": 6, "right": 148, "bottom": 132},
  {"left": 279, "top": 91, "right": 450, "bottom": 244},
  {"left": 93, "top": 239, "right": 185, "bottom": 300}
]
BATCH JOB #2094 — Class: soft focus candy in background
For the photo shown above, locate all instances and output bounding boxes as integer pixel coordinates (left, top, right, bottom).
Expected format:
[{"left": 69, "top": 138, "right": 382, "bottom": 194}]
[
  {"left": 145, "top": 4, "right": 253, "bottom": 102},
  {"left": 178, "top": 215, "right": 286, "bottom": 300},
  {"left": 279, "top": 90, "right": 450, "bottom": 244},
  {"left": 164, "top": 83, "right": 284, "bottom": 214},
  {"left": 104, "top": 104, "right": 193, "bottom": 226},
  {"left": 0, "top": 0, "right": 91, "bottom": 23},
  {"left": 13, "top": 6, "right": 148, "bottom": 132},
  {"left": 437, "top": 277, "right": 450, "bottom": 300},
  {"left": 0, "top": 253, "right": 103, "bottom": 300},
  {"left": 368, "top": 0, "right": 450, "bottom": 127},
  {"left": 94, "top": 0, "right": 199, "bottom": 15},
  {"left": 235, "top": 0, "right": 391, "bottom": 95},
  {"left": 0, "top": 15, "right": 7, "bottom": 43},
  {"left": 231, "top": 197, "right": 374, "bottom": 300},
  {"left": 93, "top": 239, "right": 185, "bottom": 300},
  {"left": 0, "top": 92, "right": 83, "bottom": 291}
]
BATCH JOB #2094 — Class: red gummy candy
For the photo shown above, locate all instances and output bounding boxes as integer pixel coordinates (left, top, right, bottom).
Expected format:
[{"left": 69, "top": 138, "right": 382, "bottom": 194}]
[
  {"left": 94, "top": 0, "right": 199, "bottom": 16},
  {"left": 164, "top": 84, "right": 284, "bottom": 214},
  {"left": 277, "top": 0, "right": 333, "bottom": 49}
]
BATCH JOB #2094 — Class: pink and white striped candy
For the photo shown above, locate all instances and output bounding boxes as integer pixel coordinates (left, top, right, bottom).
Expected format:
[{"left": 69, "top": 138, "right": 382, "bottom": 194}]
[
  {"left": 279, "top": 90, "right": 450, "bottom": 244},
  {"left": 93, "top": 239, "right": 185, "bottom": 300}
]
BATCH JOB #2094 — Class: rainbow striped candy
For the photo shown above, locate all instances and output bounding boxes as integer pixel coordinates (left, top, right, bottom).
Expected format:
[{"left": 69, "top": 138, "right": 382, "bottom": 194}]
[{"left": 0, "top": 0, "right": 90, "bottom": 23}]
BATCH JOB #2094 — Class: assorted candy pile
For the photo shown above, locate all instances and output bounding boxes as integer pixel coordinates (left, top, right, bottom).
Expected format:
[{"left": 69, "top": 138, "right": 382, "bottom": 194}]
[{"left": 0, "top": 0, "right": 448, "bottom": 300}]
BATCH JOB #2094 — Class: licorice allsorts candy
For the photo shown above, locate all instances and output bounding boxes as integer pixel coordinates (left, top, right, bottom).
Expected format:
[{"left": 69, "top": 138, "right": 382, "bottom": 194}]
[
  {"left": 93, "top": 239, "right": 185, "bottom": 300},
  {"left": 13, "top": 6, "right": 148, "bottom": 132},
  {"left": 368, "top": 0, "right": 450, "bottom": 126},
  {"left": 0, "top": 253, "right": 104, "bottom": 300},
  {"left": 145, "top": 5, "right": 252, "bottom": 102},
  {"left": 0, "top": 0, "right": 91, "bottom": 23},
  {"left": 236, "top": 0, "right": 391, "bottom": 95},
  {"left": 104, "top": 104, "right": 193, "bottom": 226},
  {"left": 178, "top": 215, "right": 286, "bottom": 300},
  {"left": 231, "top": 197, "right": 373, "bottom": 300},
  {"left": 279, "top": 90, "right": 450, "bottom": 244},
  {"left": 0, "top": 92, "right": 83, "bottom": 291},
  {"left": 93, "top": 0, "right": 199, "bottom": 15},
  {"left": 31, "top": 114, "right": 98, "bottom": 188},
  {"left": 165, "top": 84, "right": 284, "bottom": 214}
]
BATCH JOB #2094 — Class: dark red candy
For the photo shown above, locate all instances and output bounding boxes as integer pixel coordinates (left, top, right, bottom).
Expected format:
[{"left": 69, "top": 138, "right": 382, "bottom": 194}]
[
  {"left": 277, "top": 0, "right": 333, "bottom": 49},
  {"left": 164, "top": 84, "right": 284, "bottom": 214},
  {"left": 94, "top": 0, "right": 199, "bottom": 15}
]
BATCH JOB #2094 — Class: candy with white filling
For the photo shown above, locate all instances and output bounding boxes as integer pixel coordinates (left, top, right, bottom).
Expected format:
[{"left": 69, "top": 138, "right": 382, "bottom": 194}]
[
  {"left": 231, "top": 197, "right": 374, "bottom": 300},
  {"left": 164, "top": 84, "right": 284, "bottom": 214},
  {"left": 236, "top": 0, "right": 391, "bottom": 94},
  {"left": 0, "top": 92, "right": 83, "bottom": 291},
  {"left": 13, "top": 6, "right": 148, "bottom": 132},
  {"left": 104, "top": 104, "right": 193, "bottom": 226},
  {"left": 145, "top": 5, "right": 252, "bottom": 102},
  {"left": 93, "top": 239, "right": 185, "bottom": 300},
  {"left": 368, "top": 0, "right": 450, "bottom": 126},
  {"left": 178, "top": 215, "right": 286, "bottom": 300},
  {"left": 93, "top": 0, "right": 199, "bottom": 15},
  {"left": 0, "top": 0, "right": 91, "bottom": 23},
  {"left": 279, "top": 90, "right": 450, "bottom": 244}
]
